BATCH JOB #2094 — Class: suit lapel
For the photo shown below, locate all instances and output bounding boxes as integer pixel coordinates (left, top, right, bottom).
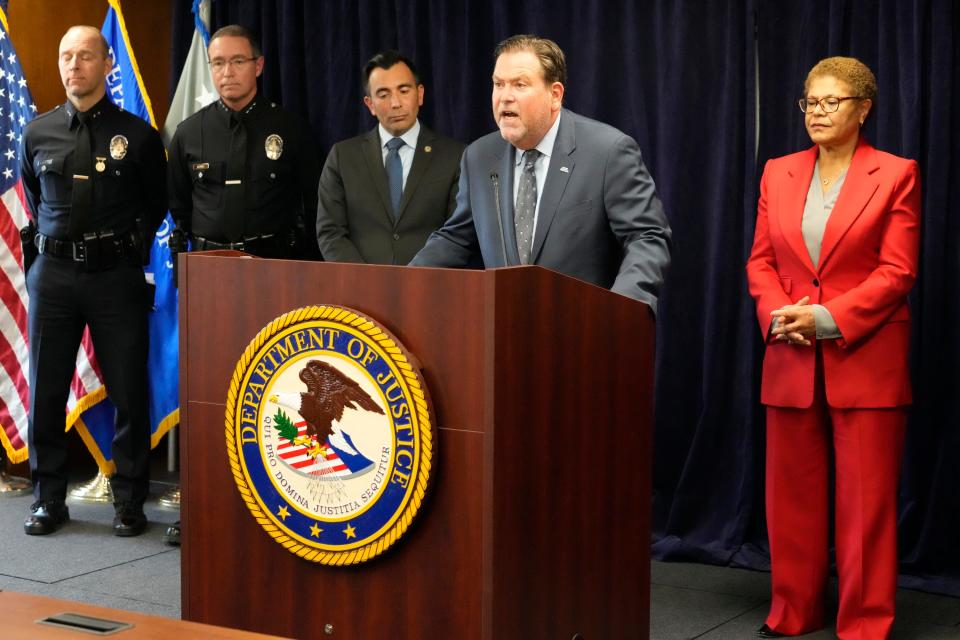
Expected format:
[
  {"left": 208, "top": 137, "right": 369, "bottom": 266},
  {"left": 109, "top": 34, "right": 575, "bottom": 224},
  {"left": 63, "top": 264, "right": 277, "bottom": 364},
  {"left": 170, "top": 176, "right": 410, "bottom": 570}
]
[
  {"left": 396, "top": 126, "right": 435, "bottom": 220},
  {"left": 530, "top": 110, "right": 574, "bottom": 263},
  {"left": 360, "top": 128, "right": 395, "bottom": 223},
  {"left": 817, "top": 140, "right": 880, "bottom": 269},
  {"left": 496, "top": 144, "right": 521, "bottom": 265},
  {"left": 781, "top": 146, "right": 818, "bottom": 274}
]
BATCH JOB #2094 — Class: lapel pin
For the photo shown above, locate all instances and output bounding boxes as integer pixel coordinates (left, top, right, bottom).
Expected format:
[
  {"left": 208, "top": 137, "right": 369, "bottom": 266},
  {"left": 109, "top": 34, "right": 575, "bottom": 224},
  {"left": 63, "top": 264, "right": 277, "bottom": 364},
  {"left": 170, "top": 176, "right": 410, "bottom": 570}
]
[
  {"left": 560, "top": 166, "right": 569, "bottom": 173},
  {"left": 424, "top": 145, "right": 432, "bottom": 153}
]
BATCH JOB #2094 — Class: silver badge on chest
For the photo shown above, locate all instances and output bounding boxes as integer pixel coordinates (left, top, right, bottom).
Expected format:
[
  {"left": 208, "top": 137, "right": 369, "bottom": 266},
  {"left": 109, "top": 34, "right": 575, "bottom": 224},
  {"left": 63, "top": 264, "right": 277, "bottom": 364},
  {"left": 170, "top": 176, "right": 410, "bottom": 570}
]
[
  {"left": 109, "top": 135, "right": 128, "bottom": 160},
  {"left": 265, "top": 134, "right": 283, "bottom": 160}
]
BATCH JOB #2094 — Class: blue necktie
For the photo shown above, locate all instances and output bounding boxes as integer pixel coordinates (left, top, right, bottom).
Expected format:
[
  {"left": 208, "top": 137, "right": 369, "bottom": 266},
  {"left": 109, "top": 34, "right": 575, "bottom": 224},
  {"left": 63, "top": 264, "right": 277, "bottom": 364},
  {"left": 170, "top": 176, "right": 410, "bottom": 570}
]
[{"left": 385, "top": 137, "right": 405, "bottom": 216}]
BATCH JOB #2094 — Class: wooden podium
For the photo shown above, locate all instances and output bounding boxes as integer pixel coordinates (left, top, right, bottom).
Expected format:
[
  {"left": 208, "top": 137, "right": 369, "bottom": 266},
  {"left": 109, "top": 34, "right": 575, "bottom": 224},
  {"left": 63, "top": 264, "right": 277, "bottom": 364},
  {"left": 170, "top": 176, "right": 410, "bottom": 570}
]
[{"left": 179, "top": 254, "right": 654, "bottom": 640}]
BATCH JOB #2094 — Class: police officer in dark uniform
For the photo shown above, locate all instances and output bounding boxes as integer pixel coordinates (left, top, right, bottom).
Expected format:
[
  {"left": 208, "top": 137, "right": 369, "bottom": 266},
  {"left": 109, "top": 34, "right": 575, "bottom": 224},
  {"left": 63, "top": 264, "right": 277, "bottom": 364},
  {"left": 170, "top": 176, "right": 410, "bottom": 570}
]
[
  {"left": 163, "top": 24, "right": 318, "bottom": 546},
  {"left": 168, "top": 25, "right": 320, "bottom": 259},
  {"left": 19, "top": 26, "right": 165, "bottom": 536}
]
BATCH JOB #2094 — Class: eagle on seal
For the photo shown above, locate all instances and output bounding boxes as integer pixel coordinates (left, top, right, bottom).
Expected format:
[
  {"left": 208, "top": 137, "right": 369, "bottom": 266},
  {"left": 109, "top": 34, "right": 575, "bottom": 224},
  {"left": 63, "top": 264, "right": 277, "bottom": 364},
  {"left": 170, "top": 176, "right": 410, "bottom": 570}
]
[{"left": 270, "top": 359, "right": 384, "bottom": 445}]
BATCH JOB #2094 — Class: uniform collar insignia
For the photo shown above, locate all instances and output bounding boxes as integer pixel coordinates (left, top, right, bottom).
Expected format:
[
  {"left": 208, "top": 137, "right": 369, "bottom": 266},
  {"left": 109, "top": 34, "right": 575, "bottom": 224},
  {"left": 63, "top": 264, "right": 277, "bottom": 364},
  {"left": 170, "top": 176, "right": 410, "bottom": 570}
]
[{"left": 217, "top": 98, "right": 261, "bottom": 117}]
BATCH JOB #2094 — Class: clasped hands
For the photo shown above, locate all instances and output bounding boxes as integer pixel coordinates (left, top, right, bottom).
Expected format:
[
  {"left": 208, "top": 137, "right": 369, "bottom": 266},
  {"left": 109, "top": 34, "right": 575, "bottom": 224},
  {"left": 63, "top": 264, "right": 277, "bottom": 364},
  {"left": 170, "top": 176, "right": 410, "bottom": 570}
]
[{"left": 770, "top": 296, "right": 815, "bottom": 346}]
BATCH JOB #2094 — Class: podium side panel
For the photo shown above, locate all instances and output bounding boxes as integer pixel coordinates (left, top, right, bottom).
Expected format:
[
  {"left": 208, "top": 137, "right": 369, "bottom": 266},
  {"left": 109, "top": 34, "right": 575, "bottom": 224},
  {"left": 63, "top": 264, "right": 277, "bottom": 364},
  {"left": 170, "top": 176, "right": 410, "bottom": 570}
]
[{"left": 489, "top": 268, "right": 653, "bottom": 639}]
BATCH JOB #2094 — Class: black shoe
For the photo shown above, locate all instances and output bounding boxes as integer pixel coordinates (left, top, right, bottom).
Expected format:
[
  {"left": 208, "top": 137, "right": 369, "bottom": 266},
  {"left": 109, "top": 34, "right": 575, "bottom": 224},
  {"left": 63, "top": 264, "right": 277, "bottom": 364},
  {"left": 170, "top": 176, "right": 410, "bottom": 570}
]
[
  {"left": 113, "top": 501, "right": 147, "bottom": 537},
  {"left": 757, "top": 624, "right": 785, "bottom": 638},
  {"left": 24, "top": 500, "right": 70, "bottom": 535},
  {"left": 163, "top": 521, "right": 180, "bottom": 546}
]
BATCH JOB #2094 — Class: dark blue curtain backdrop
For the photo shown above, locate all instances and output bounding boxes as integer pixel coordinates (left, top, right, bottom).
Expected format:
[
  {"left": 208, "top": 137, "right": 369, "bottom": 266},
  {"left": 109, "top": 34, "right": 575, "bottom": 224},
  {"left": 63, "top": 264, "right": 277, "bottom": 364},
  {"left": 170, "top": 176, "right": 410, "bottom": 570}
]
[{"left": 170, "top": 0, "right": 960, "bottom": 595}]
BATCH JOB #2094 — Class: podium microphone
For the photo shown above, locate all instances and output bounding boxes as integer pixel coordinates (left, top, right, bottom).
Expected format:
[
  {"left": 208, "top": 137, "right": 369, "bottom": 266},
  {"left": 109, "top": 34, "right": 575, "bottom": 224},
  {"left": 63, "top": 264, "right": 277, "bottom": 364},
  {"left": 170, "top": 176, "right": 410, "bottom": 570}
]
[{"left": 490, "top": 173, "right": 508, "bottom": 265}]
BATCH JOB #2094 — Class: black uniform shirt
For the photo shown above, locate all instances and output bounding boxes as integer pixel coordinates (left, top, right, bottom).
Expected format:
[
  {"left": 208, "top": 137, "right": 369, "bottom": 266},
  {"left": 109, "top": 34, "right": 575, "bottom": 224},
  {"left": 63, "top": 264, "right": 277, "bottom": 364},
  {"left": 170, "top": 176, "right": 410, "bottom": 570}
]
[
  {"left": 19, "top": 94, "right": 166, "bottom": 240},
  {"left": 167, "top": 97, "right": 319, "bottom": 247}
]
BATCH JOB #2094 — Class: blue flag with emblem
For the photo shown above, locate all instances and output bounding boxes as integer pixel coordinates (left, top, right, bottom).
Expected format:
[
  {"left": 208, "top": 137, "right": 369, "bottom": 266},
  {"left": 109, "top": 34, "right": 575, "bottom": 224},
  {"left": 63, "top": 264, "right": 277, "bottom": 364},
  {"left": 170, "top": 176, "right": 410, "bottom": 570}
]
[{"left": 93, "top": 0, "right": 179, "bottom": 466}]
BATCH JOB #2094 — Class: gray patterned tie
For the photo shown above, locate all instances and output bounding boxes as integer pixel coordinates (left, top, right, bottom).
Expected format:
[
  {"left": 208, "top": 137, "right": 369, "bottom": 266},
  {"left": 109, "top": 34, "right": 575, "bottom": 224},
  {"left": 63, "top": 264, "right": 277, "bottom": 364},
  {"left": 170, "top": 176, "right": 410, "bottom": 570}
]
[{"left": 514, "top": 149, "right": 541, "bottom": 264}]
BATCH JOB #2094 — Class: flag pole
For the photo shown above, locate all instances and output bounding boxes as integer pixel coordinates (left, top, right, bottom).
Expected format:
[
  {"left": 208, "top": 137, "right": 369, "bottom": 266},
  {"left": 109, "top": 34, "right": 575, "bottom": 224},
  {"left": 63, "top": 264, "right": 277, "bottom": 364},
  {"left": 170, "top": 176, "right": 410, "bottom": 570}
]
[
  {"left": 69, "top": 471, "right": 114, "bottom": 502},
  {"left": 157, "top": 0, "right": 217, "bottom": 542},
  {"left": 0, "top": 449, "right": 31, "bottom": 496}
]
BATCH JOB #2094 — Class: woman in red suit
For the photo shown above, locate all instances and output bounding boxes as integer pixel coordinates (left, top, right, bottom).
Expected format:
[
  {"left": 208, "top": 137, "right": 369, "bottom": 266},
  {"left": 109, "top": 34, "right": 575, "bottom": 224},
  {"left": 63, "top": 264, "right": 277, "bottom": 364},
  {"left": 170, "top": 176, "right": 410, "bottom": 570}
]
[{"left": 746, "top": 57, "right": 920, "bottom": 640}]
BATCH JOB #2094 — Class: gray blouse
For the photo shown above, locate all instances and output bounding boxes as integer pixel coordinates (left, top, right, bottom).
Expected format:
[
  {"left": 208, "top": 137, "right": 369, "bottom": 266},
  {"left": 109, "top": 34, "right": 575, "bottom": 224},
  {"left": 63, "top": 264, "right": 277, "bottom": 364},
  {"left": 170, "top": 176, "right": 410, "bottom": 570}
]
[{"left": 802, "top": 163, "right": 846, "bottom": 339}]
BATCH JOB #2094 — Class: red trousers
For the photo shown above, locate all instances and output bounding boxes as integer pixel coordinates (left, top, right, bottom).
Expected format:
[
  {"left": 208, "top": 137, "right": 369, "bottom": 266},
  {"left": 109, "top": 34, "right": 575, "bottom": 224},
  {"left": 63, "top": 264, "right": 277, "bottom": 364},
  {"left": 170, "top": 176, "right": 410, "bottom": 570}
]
[{"left": 764, "top": 376, "right": 906, "bottom": 639}]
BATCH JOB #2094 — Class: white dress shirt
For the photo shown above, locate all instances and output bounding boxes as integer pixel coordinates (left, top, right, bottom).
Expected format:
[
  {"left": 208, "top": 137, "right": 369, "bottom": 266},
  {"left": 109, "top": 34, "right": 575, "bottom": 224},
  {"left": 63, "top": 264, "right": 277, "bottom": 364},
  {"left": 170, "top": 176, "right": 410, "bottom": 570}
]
[{"left": 378, "top": 119, "right": 420, "bottom": 187}]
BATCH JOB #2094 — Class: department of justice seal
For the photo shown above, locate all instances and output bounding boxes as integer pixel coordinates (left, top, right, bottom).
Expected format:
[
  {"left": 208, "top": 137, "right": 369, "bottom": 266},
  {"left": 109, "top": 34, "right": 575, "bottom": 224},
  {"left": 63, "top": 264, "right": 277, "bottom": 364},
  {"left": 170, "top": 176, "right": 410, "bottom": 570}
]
[{"left": 225, "top": 305, "right": 435, "bottom": 565}]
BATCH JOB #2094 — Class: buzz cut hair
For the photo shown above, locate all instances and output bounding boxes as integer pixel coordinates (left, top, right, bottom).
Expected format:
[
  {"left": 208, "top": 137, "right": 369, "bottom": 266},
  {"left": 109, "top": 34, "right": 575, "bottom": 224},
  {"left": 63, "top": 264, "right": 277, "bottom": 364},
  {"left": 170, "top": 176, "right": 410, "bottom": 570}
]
[
  {"left": 209, "top": 24, "right": 263, "bottom": 58},
  {"left": 64, "top": 26, "right": 111, "bottom": 59},
  {"left": 95, "top": 31, "right": 110, "bottom": 58}
]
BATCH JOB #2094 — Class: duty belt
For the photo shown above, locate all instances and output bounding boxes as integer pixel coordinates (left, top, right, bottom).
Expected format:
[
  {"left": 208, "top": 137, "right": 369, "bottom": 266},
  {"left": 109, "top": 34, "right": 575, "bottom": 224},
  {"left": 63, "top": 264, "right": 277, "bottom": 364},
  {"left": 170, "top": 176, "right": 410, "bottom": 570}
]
[
  {"left": 35, "top": 230, "right": 139, "bottom": 269},
  {"left": 192, "top": 233, "right": 277, "bottom": 252}
]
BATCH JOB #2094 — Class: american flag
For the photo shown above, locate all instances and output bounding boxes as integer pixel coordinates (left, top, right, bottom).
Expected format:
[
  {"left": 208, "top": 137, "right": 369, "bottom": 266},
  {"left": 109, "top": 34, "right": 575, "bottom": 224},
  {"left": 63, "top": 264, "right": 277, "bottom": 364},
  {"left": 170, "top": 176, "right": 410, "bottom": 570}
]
[
  {"left": 0, "top": 7, "right": 112, "bottom": 465},
  {"left": 278, "top": 423, "right": 353, "bottom": 477},
  {"left": 0, "top": 9, "right": 36, "bottom": 464}
]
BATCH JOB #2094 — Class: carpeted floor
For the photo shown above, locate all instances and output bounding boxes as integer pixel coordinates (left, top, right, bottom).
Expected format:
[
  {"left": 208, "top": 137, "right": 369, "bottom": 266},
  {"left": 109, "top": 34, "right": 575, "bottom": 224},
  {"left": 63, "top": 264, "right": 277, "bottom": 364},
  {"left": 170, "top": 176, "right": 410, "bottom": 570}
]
[
  {"left": 1, "top": 487, "right": 957, "bottom": 638},
  {"left": 0, "top": 489, "right": 180, "bottom": 618}
]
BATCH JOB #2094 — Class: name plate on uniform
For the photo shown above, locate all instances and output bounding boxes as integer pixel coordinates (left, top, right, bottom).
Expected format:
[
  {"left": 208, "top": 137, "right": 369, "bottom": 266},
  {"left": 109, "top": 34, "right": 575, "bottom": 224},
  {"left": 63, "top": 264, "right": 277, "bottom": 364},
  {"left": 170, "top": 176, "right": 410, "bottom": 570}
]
[{"left": 225, "top": 305, "right": 436, "bottom": 565}]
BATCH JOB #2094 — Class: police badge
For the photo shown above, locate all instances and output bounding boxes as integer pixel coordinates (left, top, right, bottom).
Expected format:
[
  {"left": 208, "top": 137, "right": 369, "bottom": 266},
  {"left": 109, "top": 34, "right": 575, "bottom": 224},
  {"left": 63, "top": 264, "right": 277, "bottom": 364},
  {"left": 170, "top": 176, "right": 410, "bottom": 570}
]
[
  {"left": 225, "top": 305, "right": 436, "bottom": 565},
  {"left": 265, "top": 134, "right": 283, "bottom": 160},
  {"left": 109, "top": 135, "right": 128, "bottom": 160}
]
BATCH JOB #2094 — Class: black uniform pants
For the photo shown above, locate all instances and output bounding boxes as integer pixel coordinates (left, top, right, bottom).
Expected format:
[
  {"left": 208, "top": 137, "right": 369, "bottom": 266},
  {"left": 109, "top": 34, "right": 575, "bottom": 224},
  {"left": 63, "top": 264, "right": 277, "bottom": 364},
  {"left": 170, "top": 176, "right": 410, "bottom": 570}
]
[{"left": 26, "top": 254, "right": 151, "bottom": 505}]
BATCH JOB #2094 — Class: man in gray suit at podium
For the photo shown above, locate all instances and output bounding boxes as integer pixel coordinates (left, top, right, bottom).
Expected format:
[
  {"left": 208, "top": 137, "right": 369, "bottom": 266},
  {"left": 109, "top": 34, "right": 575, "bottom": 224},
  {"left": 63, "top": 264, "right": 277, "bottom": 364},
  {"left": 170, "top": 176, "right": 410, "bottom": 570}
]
[
  {"left": 316, "top": 50, "right": 464, "bottom": 265},
  {"left": 410, "top": 35, "right": 672, "bottom": 314}
]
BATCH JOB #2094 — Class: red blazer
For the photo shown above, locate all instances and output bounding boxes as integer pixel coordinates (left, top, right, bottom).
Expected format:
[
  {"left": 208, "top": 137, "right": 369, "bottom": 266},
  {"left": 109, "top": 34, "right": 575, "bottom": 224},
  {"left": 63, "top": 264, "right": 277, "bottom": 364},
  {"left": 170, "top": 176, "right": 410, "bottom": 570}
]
[{"left": 746, "top": 138, "right": 921, "bottom": 408}]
